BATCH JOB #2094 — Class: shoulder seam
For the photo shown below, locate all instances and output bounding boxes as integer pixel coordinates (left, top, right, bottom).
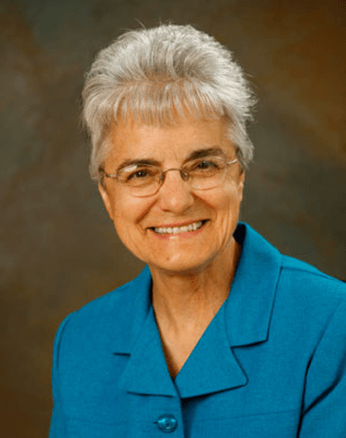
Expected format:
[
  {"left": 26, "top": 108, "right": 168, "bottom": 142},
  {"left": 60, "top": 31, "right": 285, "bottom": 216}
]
[{"left": 281, "top": 260, "right": 341, "bottom": 284}]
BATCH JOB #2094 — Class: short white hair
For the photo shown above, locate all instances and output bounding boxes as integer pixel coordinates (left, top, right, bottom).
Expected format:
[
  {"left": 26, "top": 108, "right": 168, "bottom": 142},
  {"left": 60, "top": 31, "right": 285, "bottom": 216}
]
[{"left": 82, "top": 24, "right": 256, "bottom": 181}]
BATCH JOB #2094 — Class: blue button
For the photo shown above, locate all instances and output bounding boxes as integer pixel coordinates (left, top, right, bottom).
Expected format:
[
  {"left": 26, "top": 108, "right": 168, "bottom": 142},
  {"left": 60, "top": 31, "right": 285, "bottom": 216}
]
[{"left": 156, "top": 414, "right": 178, "bottom": 433}]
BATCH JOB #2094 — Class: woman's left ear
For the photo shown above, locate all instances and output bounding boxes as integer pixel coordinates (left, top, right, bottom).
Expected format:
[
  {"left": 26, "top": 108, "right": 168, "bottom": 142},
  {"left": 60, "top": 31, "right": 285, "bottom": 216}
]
[
  {"left": 239, "top": 169, "right": 245, "bottom": 187},
  {"left": 238, "top": 170, "right": 245, "bottom": 200},
  {"left": 98, "top": 183, "right": 114, "bottom": 220}
]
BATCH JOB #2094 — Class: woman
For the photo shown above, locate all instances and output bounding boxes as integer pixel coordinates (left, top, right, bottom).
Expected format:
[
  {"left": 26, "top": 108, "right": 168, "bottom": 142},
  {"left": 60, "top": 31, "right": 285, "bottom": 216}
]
[{"left": 49, "top": 24, "right": 346, "bottom": 437}]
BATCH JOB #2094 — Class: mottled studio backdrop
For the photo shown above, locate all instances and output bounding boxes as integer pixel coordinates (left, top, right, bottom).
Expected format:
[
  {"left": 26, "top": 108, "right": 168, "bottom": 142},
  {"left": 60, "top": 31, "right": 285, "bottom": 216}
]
[{"left": 1, "top": 0, "right": 345, "bottom": 436}]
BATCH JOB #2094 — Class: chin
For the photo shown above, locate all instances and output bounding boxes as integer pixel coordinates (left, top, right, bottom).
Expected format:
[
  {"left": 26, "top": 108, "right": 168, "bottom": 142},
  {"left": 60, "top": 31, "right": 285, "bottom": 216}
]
[{"left": 148, "top": 253, "right": 217, "bottom": 276}]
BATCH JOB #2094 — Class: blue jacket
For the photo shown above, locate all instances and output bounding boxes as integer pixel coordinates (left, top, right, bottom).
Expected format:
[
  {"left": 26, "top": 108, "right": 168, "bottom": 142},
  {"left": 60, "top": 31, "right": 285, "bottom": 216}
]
[{"left": 49, "top": 223, "right": 346, "bottom": 437}]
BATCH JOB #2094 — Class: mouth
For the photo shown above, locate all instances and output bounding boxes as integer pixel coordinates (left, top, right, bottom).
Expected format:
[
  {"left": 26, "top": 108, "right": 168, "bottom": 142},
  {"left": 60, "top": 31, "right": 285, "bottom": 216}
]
[{"left": 151, "top": 220, "right": 207, "bottom": 235}]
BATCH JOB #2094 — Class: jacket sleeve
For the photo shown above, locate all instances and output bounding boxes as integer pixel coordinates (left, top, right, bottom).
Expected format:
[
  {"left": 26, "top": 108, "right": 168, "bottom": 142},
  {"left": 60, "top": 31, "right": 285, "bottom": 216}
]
[
  {"left": 298, "top": 297, "right": 346, "bottom": 437},
  {"left": 48, "top": 314, "right": 73, "bottom": 438}
]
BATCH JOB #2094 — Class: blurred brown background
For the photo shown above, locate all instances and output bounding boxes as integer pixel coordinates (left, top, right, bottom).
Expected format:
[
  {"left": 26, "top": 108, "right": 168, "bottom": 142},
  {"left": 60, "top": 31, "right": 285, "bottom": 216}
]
[{"left": 1, "top": 0, "right": 345, "bottom": 436}]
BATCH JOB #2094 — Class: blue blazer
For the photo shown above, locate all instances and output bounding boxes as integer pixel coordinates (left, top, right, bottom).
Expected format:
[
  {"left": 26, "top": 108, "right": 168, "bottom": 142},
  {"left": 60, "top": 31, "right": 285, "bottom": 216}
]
[{"left": 49, "top": 223, "right": 346, "bottom": 437}]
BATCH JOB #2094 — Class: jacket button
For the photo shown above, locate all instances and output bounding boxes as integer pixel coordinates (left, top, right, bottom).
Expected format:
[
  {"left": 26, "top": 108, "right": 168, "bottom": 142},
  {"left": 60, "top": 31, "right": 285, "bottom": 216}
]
[{"left": 156, "top": 414, "right": 178, "bottom": 433}]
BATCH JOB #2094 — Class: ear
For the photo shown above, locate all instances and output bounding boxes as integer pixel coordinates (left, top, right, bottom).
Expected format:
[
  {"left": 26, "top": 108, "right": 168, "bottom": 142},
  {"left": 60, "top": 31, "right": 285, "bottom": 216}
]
[
  {"left": 238, "top": 170, "right": 245, "bottom": 201},
  {"left": 98, "top": 183, "right": 114, "bottom": 220},
  {"left": 239, "top": 169, "right": 245, "bottom": 187}
]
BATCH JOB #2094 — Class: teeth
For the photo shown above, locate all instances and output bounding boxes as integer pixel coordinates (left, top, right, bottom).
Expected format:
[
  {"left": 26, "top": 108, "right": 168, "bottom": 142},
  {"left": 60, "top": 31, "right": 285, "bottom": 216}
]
[{"left": 153, "top": 221, "right": 204, "bottom": 234}]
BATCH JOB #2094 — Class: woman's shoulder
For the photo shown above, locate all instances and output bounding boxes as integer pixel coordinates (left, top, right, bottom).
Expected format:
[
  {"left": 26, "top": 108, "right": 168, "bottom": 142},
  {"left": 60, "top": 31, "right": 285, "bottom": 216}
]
[
  {"left": 74, "top": 271, "right": 146, "bottom": 317},
  {"left": 239, "top": 222, "right": 346, "bottom": 318},
  {"left": 273, "top": 254, "right": 346, "bottom": 335},
  {"left": 54, "top": 267, "right": 152, "bottom": 350},
  {"left": 279, "top": 254, "right": 346, "bottom": 300}
]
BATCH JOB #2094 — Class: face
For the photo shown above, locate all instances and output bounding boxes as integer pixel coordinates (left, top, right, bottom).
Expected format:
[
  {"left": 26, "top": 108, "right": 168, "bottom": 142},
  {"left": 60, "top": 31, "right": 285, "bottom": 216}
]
[{"left": 99, "top": 116, "right": 245, "bottom": 276}]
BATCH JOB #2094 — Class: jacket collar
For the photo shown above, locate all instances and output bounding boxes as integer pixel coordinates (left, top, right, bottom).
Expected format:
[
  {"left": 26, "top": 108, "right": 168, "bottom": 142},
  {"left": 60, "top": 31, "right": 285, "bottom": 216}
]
[
  {"left": 108, "top": 266, "right": 153, "bottom": 354},
  {"left": 225, "top": 222, "right": 282, "bottom": 347},
  {"left": 111, "top": 222, "right": 282, "bottom": 397}
]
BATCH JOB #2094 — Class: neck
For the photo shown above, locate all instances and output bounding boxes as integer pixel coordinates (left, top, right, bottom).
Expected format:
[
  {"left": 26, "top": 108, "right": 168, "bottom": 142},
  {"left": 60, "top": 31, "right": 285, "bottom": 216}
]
[{"left": 150, "top": 238, "right": 241, "bottom": 331}]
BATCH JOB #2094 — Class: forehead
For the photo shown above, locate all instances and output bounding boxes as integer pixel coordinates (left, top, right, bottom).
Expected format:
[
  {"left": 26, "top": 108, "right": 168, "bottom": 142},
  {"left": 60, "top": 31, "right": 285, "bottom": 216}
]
[{"left": 107, "top": 116, "right": 234, "bottom": 164}]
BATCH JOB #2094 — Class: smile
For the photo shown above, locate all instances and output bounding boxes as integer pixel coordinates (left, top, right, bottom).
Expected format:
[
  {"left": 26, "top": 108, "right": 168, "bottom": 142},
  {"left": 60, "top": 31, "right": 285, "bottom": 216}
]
[{"left": 152, "top": 220, "right": 205, "bottom": 235}]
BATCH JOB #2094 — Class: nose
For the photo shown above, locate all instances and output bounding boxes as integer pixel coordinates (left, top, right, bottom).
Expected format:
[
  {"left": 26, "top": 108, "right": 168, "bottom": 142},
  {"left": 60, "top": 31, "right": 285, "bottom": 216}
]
[{"left": 156, "top": 169, "right": 194, "bottom": 213}]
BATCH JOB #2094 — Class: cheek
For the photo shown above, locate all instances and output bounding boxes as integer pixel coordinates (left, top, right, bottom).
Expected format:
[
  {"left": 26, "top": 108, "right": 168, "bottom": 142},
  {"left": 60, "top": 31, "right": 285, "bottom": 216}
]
[
  {"left": 111, "top": 208, "right": 143, "bottom": 255},
  {"left": 111, "top": 195, "right": 150, "bottom": 233},
  {"left": 210, "top": 184, "right": 243, "bottom": 234},
  {"left": 212, "top": 182, "right": 243, "bottom": 212}
]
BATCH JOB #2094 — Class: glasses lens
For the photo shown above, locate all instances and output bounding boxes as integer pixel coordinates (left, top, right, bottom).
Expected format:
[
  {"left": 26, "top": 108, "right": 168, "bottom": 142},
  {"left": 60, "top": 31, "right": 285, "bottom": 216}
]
[
  {"left": 187, "top": 157, "right": 228, "bottom": 190},
  {"left": 115, "top": 156, "right": 232, "bottom": 197},
  {"left": 119, "top": 164, "right": 161, "bottom": 197}
]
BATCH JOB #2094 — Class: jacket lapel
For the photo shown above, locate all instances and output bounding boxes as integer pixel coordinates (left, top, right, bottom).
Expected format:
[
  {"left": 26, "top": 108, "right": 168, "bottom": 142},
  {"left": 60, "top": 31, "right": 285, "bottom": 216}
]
[
  {"left": 118, "top": 306, "right": 177, "bottom": 397},
  {"left": 110, "top": 268, "right": 177, "bottom": 396},
  {"left": 175, "top": 304, "right": 248, "bottom": 398}
]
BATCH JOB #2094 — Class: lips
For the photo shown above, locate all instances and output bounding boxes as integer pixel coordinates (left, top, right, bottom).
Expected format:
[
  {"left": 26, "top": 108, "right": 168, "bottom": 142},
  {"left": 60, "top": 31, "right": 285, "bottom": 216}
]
[{"left": 152, "top": 220, "right": 206, "bottom": 235}]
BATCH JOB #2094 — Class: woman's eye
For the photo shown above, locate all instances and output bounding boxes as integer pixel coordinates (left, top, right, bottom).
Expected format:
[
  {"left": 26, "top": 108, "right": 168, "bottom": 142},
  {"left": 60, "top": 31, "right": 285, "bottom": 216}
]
[
  {"left": 194, "top": 160, "right": 219, "bottom": 170},
  {"left": 198, "top": 161, "right": 212, "bottom": 169},
  {"left": 127, "top": 169, "right": 151, "bottom": 180}
]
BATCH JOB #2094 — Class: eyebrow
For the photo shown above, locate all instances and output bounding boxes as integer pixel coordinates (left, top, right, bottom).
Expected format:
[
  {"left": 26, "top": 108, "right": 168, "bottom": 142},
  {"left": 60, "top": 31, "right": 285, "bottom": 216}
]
[
  {"left": 116, "top": 158, "right": 161, "bottom": 172},
  {"left": 183, "top": 147, "right": 227, "bottom": 163},
  {"left": 115, "top": 147, "right": 226, "bottom": 172}
]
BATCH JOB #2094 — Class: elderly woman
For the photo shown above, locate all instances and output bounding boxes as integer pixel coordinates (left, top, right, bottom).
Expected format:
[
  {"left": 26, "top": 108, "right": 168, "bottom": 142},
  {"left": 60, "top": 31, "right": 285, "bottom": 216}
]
[{"left": 49, "top": 24, "right": 346, "bottom": 438}]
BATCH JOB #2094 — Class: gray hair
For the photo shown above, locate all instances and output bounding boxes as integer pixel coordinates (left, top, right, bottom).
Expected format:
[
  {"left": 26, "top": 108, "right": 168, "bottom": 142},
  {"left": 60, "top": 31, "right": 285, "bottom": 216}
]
[{"left": 82, "top": 24, "right": 256, "bottom": 182}]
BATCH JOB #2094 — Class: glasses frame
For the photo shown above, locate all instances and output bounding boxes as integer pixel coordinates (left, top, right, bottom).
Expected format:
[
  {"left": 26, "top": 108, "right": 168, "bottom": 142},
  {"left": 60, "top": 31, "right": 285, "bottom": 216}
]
[{"left": 101, "top": 157, "right": 238, "bottom": 198}]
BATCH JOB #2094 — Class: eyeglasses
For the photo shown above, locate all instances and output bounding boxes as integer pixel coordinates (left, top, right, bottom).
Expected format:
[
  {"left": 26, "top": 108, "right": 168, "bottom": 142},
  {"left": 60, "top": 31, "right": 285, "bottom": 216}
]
[{"left": 101, "top": 156, "right": 238, "bottom": 198}]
